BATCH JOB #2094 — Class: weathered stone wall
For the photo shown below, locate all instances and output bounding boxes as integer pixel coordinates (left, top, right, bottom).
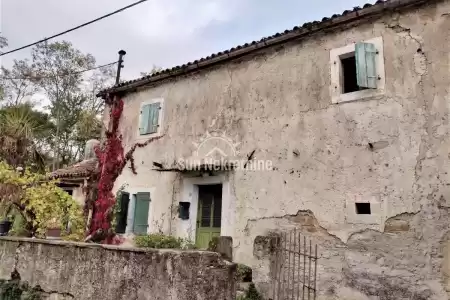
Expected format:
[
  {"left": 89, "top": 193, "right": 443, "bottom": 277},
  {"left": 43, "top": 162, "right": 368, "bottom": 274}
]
[
  {"left": 0, "top": 237, "right": 236, "bottom": 300},
  {"left": 110, "top": 0, "right": 450, "bottom": 298},
  {"left": 254, "top": 210, "right": 450, "bottom": 299}
]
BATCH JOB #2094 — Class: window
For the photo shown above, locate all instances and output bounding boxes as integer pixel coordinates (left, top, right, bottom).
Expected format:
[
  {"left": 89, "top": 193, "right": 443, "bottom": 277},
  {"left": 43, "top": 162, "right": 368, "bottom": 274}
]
[
  {"left": 115, "top": 192, "right": 130, "bottom": 234},
  {"left": 341, "top": 55, "right": 359, "bottom": 94},
  {"left": 138, "top": 98, "right": 164, "bottom": 136},
  {"left": 330, "top": 37, "right": 385, "bottom": 103},
  {"left": 355, "top": 203, "right": 371, "bottom": 215},
  {"left": 178, "top": 202, "right": 191, "bottom": 220},
  {"left": 133, "top": 192, "right": 150, "bottom": 234}
]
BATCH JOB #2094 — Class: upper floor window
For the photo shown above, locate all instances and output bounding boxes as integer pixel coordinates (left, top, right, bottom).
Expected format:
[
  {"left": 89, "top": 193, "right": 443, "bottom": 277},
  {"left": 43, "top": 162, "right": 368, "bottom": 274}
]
[
  {"left": 138, "top": 98, "right": 164, "bottom": 136},
  {"left": 330, "top": 37, "right": 385, "bottom": 104}
]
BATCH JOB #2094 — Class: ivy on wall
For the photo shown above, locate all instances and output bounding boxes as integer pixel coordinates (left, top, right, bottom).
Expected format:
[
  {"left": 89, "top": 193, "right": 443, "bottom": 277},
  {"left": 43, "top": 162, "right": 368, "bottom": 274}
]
[{"left": 88, "top": 95, "right": 161, "bottom": 244}]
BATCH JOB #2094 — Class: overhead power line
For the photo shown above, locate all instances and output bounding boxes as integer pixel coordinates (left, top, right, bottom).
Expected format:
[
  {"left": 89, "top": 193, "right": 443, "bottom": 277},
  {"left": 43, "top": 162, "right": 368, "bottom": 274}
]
[
  {"left": 0, "top": 61, "right": 118, "bottom": 80},
  {"left": 0, "top": 0, "right": 148, "bottom": 57}
]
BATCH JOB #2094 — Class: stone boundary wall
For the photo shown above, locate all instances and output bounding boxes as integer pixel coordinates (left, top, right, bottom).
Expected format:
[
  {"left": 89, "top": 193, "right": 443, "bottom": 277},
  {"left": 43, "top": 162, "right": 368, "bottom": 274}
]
[{"left": 0, "top": 237, "right": 236, "bottom": 300}]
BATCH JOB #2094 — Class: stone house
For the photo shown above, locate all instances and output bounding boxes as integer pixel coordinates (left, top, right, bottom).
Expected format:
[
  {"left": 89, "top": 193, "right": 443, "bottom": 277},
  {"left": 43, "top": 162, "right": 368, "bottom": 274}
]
[{"left": 99, "top": 0, "right": 450, "bottom": 298}]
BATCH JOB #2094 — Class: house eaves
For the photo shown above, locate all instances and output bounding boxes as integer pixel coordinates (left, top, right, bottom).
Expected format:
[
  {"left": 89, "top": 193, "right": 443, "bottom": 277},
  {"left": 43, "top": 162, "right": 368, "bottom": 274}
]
[{"left": 98, "top": 0, "right": 435, "bottom": 98}]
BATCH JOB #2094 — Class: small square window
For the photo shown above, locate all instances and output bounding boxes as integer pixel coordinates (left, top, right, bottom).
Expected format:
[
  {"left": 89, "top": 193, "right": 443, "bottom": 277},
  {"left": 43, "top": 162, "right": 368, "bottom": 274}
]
[
  {"left": 178, "top": 202, "right": 191, "bottom": 220},
  {"left": 355, "top": 203, "right": 371, "bottom": 215}
]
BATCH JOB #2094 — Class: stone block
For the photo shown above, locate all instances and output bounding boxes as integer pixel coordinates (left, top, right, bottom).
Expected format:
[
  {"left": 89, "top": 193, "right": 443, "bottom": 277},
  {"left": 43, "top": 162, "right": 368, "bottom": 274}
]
[
  {"left": 253, "top": 235, "right": 279, "bottom": 259},
  {"left": 216, "top": 236, "right": 233, "bottom": 261}
]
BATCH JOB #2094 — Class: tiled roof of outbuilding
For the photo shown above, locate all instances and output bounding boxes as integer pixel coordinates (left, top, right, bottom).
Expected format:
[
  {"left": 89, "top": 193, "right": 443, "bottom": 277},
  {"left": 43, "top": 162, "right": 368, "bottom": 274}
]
[
  {"left": 50, "top": 159, "right": 97, "bottom": 179},
  {"left": 98, "top": 0, "right": 433, "bottom": 97}
]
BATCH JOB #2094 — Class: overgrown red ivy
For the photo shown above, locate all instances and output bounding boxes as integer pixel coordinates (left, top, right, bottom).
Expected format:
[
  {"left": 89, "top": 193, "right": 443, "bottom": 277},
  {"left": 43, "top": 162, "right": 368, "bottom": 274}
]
[{"left": 88, "top": 95, "right": 161, "bottom": 244}]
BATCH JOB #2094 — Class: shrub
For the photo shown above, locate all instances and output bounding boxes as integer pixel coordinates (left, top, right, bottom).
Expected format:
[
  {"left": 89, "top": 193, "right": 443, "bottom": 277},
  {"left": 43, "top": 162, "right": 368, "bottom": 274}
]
[
  {"left": 237, "top": 283, "right": 262, "bottom": 300},
  {"left": 0, "top": 161, "right": 84, "bottom": 238},
  {"left": 245, "top": 283, "right": 262, "bottom": 300},
  {"left": 135, "top": 234, "right": 182, "bottom": 249},
  {"left": 237, "top": 264, "right": 252, "bottom": 282},
  {"left": 134, "top": 234, "right": 197, "bottom": 249}
]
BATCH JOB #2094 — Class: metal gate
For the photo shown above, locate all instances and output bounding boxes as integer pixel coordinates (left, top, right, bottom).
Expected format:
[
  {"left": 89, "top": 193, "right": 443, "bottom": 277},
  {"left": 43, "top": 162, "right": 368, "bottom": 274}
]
[{"left": 272, "top": 230, "right": 318, "bottom": 300}]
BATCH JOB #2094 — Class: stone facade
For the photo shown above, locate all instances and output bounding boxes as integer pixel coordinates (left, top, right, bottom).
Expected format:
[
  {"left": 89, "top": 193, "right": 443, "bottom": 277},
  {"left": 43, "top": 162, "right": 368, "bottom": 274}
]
[
  {"left": 103, "top": 0, "right": 450, "bottom": 298},
  {"left": 0, "top": 237, "right": 236, "bottom": 300}
]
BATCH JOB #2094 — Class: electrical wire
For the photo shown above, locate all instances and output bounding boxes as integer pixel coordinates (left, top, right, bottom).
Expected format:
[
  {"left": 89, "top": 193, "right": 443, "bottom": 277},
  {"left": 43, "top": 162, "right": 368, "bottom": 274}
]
[
  {"left": 0, "top": 0, "right": 148, "bottom": 57},
  {"left": 0, "top": 61, "right": 118, "bottom": 80}
]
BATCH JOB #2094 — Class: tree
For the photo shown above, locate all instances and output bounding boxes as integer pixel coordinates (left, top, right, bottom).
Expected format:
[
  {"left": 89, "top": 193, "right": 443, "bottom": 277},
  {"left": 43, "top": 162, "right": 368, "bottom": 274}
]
[
  {"left": 0, "top": 59, "right": 38, "bottom": 106},
  {"left": 0, "top": 104, "right": 54, "bottom": 171},
  {"left": 84, "top": 65, "right": 115, "bottom": 115},
  {"left": 29, "top": 41, "right": 97, "bottom": 169},
  {"left": 0, "top": 161, "right": 84, "bottom": 238},
  {"left": 70, "top": 65, "right": 115, "bottom": 161},
  {"left": 0, "top": 34, "right": 8, "bottom": 101},
  {"left": 0, "top": 34, "right": 7, "bottom": 49},
  {"left": 140, "top": 65, "right": 162, "bottom": 77}
]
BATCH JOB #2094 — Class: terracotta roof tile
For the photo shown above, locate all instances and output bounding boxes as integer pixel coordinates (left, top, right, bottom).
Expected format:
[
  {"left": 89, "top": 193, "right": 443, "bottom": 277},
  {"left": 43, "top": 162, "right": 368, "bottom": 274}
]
[
  {"left": 50, "top": 159, "right": 97, "bottom": 179},
  {"left": 98, "top": 0, "right": 432, "bottom": 97}
]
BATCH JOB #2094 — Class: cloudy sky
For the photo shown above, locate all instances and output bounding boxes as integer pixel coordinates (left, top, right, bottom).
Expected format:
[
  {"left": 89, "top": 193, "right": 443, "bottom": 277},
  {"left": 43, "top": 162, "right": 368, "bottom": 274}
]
[{"left": 0, "top": 0, "right": 375, "bottom": 81}]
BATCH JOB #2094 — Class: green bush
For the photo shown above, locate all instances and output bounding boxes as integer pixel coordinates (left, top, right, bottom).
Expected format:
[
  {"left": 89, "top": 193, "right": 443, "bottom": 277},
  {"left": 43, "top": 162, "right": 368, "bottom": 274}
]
[
  {"left": 237, "top": 264, "right": 252, "bottom": 282},
  {"left": 9, "top": 210, "right": 30, "bottom": 237},
  {"left": 237, "top": 283, "right": 262, "bottom": 300},
  {"left": 134, "top": 234, "right": 197, "bottom": 249},
  {"left": 135, "top": 234, "right": 182, "bottom": 249}
]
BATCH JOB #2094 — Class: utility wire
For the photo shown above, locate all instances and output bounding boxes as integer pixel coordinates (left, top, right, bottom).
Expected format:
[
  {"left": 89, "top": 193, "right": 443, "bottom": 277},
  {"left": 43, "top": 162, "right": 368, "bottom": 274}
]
[
  {"left": 0, "top": 0, "right": 148, "bottom": 57},
  {"left": 0, "top": 61, "right": 118, "bottom": 80}
]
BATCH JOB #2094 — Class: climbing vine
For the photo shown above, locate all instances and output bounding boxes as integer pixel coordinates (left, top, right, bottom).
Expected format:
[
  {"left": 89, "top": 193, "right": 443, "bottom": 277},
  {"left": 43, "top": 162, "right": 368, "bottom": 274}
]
[{"left": 88, "top": 95, "right": 161, "bottom": 244}]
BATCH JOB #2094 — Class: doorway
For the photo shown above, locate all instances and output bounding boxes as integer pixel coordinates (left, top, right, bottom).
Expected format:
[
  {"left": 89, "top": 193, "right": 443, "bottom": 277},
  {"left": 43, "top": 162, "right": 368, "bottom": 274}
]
[{"left": 196, "top": 184, "right": 222, "bottom": 249}]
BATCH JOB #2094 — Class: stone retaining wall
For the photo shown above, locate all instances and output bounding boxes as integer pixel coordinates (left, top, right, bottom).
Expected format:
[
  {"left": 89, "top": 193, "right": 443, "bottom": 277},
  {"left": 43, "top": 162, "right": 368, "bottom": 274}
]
[{"left": 0, "top": 237, "right": 236, "bottom": 300}]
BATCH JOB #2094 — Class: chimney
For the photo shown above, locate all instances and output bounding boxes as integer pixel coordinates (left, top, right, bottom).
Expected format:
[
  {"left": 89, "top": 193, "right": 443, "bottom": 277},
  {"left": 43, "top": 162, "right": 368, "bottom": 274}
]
[{"left": 84, "top": 139, "right": 100, "bottom": 160}]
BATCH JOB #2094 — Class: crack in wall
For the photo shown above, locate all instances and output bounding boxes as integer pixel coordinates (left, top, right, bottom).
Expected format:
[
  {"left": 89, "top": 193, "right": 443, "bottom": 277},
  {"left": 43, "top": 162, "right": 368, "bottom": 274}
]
[{"left": 385, "top": 17, "right": 433, "bottom": 200}]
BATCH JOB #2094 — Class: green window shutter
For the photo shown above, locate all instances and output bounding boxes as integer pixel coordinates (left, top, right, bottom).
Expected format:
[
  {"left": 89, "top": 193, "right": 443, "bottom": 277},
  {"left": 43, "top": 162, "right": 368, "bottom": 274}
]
[
  {"left": 139, "top": 104, "right": 151, "bottom": 135},
  {"left": 133, "top": 192, "right": 150, "bottom": 234},
  {"left": 147, "top": 102, "right": 160, "bottom": 134},
  {"left": 355, "top": 42, "right": 378, "bottom": 89}
]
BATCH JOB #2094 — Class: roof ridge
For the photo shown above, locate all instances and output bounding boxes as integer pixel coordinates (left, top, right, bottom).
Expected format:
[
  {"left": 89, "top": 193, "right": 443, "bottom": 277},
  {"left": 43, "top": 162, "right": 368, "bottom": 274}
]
[{"left": 99, "top": 0, "right": 434, "bottom": 97}]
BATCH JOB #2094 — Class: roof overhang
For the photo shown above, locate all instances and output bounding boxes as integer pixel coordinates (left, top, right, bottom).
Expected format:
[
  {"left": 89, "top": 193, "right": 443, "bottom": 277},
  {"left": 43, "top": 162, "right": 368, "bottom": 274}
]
[{"left": 97, "top": 0, "right": 435, "bottom": 98}]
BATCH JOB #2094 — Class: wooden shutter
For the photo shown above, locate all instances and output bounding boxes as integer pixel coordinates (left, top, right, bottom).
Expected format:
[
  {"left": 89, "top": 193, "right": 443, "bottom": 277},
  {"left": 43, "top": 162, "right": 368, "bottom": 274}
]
[
  {"left": 115, "top": 192, "right": 129, "bottom": 234},
  {"left": 147, "top": 102, "right": 160, "bottom": 134},
  {"left": 133, "top": 192, "right": 150, "bottom": 234},
  {"left": 355, "top": 42, "right": 377, "bottom": 89},
  {"left": 139, "top": 104, "right": 151, "bottom": 135},
  {"left": 139, "top": 102, "right": 160, "bottom": 135}
]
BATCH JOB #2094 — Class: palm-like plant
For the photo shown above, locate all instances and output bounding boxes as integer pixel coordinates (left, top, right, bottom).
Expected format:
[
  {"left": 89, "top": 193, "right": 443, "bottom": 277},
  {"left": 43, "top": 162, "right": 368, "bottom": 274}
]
[{"left": 0, "top": 105, "right": 48, "bottom": 171}]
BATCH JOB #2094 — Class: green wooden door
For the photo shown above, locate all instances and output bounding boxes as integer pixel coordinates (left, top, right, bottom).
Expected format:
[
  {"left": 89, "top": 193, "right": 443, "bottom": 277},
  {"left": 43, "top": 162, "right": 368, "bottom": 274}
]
[
  {"left": 196, "top": 186, "right": 222, "bottom": 249},
  {"left": 133, "top": 192, "right": 150, "bottom": 234}
]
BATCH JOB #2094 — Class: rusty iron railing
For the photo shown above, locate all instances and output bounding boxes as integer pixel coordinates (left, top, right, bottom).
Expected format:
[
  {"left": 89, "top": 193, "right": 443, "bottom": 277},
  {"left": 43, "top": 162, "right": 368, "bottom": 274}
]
[{"left": 272, "top": 229, "right": 318, "bottom": 300}]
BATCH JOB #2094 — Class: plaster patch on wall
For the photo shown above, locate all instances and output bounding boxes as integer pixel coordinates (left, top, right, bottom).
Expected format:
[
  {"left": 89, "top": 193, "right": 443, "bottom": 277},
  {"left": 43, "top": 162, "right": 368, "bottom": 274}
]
[{"left": 245, "top": 210, "right": 346, "bottom": 245}]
